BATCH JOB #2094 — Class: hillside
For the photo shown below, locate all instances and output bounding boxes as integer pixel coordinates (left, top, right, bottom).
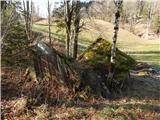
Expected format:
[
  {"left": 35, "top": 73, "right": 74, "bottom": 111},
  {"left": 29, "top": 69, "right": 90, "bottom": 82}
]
[
  {"left": 2, "top": 1, "right": 160, "bottom": 119},
  {"left": 34, "top": 19, "right": 160, "bottom": 51},
  {"left": 33, "top": 19, "right": 160, "bottom": 68},
  {"left": 80, "top": 19, "right": 160, "bottom": 51}
]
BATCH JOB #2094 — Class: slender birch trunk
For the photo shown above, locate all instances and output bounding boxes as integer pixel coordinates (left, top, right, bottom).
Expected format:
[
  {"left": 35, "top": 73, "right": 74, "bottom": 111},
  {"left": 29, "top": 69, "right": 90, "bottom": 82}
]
[{"left": 108, "top": 0, "right": 123, "bottom": 81}]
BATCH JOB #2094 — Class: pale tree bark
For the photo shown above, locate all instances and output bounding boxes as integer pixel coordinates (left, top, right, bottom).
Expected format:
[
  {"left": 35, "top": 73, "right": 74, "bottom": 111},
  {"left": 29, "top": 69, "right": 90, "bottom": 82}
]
[
  {"left": 72, "top": 0, "right": 81, "bottom": 59},
  {"left": 157, "top": 9, "right": 160, "bottom": 39},
  {"left": 145, "top": 0, "right": 157, "bottom": 39},
  {"left": 108, "top": 0, "right": 123, "bottom": 81},
  {"left": 64, "top": 0, "right": 82, "bottom": 59},
  {"left": 26, "top": 0, "right": 31, "bottom": 40},
  {"left": 23, "top": 0, "right": 32, "bottom": 41},
  {"left": 47, "top": 0, "right": 52, "bottom": 45},
  {"left": 128, "top": 0, "right": 142, "bottom": 33},
  {"left": 30, "top": 0, "right": 33, "bottom": 40},
  {"left": 137, "top": 0, "right": 145, "bottom": 17},
  {"left": 110, "top": 0, "right": 122, "bottom": 64},
  {"left": 64, "top": 0, "right": 73, "bottom": 57}
]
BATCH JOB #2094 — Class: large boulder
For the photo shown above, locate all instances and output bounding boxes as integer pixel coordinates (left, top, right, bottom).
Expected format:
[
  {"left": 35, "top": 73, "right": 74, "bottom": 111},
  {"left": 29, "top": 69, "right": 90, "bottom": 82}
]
[
  {"left": 77, "top": 37, "right": 136, "bottom": 97},
  {"left": 32, "top": 38, "right": 136, "bottom": 99}
]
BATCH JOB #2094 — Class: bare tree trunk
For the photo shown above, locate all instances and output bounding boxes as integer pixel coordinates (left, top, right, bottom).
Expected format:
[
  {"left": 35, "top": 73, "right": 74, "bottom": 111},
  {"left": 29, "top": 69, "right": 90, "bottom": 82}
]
[
  {"left": 137, "top": 0, "right": 145, "bottom": 16},
  {"left": 108, "top": 0, "right": 123, "bottom": 81},
  {"left": 145, "top": 0, "right": 157, "bottom": 39},
  {"left": 64, "top": 0, "right": 72, "bottom": 57},
  {"left": 110, "top": 0, "right": 122, "bottom": 64},
  {"left": 30, "top": 0, "right": 33, "bottom": 41},
  {"left": 26, "top": 1, "right": 30, "bottom": 39},
  {"left": 72, "top": 0, "right": 81, "bottom": 59},
  {"left": 23, "top": 0, "right": 31, "bottom": 41},
  {"left": 64, "top": 0, "right": 81, "bottom": 58},
  {"left": 69, "top": 27, "right": 74, "bottom": 57},
  {"left": 48, "top": 0, "right": 52, "bottom": 45}
]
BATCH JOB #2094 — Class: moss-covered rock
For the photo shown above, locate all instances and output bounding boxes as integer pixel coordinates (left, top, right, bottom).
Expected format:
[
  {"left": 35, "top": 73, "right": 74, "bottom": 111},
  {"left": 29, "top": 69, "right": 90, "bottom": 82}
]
[{"left": 78, "top": 37, "right": 136, "bottom": 97}]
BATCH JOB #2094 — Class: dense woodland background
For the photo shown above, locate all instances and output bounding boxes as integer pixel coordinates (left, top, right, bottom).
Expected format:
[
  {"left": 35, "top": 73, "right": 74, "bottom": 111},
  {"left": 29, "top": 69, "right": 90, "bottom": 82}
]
[{"left": 1, "top": 0, "right": 160, "bottom": 120}]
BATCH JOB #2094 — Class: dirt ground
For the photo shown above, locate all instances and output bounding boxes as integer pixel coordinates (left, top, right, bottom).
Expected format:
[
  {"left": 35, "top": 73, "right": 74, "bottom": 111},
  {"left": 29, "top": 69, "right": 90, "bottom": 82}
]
[
  {"left": 1, "top": 65, "right": 160, "bottom": 120},
  {"left": 1, "top": 39, "right": 160, "bottom": 120}
]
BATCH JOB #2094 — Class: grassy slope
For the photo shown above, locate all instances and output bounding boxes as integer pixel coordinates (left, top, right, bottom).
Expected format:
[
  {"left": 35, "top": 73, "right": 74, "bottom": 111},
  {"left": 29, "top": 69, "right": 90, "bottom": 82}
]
[
  {"left": 2, "top": 20, "right": 160, "bottom": 120},
  {"left": 33, "top": 19, "right": 160, "bottom": 68},
  {"left": 81, "top": 19, "right": 160, "bottom": 51},
  {"left": 33, "top": 20, "right": 160, "bottom": 51}
]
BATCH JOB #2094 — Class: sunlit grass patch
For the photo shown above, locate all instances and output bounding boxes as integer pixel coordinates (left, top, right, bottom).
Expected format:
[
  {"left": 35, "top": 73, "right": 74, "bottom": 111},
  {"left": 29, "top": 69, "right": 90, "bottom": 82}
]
[
  {"left": 130, "top": 54, "right": 160, "bottom": 68},
  {"left": 33, "top": 19, "right": 160, "bottom": 69}
]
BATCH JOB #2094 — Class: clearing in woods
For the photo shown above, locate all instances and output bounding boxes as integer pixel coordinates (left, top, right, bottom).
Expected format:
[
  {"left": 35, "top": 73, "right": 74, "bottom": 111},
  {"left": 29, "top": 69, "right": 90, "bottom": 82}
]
[
  {"left": 2, "top": 19, "right": 160, "bottom": 120},
  {"left": 33, "top": 19, "right": 160, "bottom": 68},
  {"left": 10, "top": 19, "right": 158, "bottom": 119}
]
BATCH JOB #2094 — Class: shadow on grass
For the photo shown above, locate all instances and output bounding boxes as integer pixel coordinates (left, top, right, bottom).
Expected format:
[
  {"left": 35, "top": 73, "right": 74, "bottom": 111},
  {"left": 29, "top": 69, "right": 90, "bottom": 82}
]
[
  {"left": 35, "top": 28, "right": 65, "bottom": 41},
  {"left": 33, "top": 27, "right": 90, "bottom": 52}
]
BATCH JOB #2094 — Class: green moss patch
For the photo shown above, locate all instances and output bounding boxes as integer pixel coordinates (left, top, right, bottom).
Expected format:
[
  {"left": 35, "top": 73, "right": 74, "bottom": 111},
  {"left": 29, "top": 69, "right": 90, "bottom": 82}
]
[{"left": 78, "top": 38, "right": 136, "bottom": 96}]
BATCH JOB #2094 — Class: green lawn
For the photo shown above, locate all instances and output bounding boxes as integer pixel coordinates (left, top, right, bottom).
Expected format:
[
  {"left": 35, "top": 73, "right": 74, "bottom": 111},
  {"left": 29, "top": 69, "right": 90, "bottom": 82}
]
[
  {"left": 130, "top": 54, "right": 160, "bottom": 68},
  {"left": 33, "top": 19, "right": 160, "bottom": 68}
]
